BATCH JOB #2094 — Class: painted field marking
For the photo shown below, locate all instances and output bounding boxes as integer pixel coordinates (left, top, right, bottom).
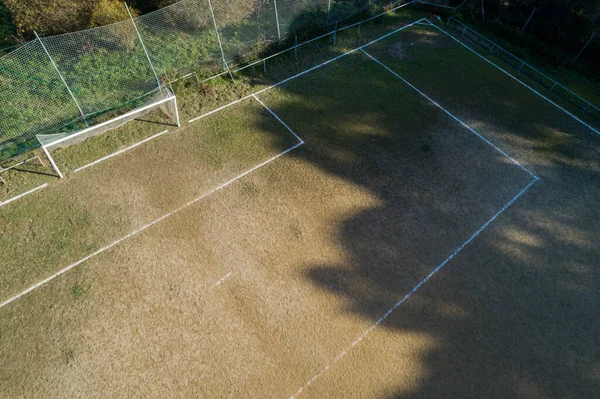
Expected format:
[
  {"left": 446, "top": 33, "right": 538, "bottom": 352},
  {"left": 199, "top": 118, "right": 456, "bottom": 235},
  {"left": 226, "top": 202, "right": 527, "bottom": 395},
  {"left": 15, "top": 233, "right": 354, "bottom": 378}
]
[
  {"left": 0, "top": 142, "right": 303, "bottom": 309},
  {"left": 252, "top": 95, "right": 305, "bottom": 144},
  {"left": 423, "top": 19, "right": 600, "bottom": 137},
  {"left": 289, "top": 178, "right": 537, "bottom": 398},
  {"left": 188, "top": 18, "right": 429, "bottom": 125},
  {"left": 73, "top": 129, "right": 170, "bottom": 173},
  {"left": 211, "top": 271, "right": 232, "bottom": 290},
  {"left": 360, "top": 48, "right": 539, "bottom": 180},
  {"left": 0, "top": 183, "right": 49, "bottom": 209}
]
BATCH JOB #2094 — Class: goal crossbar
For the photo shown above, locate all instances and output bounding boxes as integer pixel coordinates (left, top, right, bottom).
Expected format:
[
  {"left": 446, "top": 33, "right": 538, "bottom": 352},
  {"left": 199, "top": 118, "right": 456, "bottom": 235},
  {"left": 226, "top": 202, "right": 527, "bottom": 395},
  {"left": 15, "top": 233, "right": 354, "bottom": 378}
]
[{"left": 40, "top": 94, "right": 180, "bottom": 178}]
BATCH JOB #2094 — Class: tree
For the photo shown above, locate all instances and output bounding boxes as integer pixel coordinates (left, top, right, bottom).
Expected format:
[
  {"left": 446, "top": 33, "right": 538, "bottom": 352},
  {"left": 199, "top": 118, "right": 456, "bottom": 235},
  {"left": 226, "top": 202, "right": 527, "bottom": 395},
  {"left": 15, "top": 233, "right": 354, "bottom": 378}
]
[{"left": 3, "top": 0, "right": 141, "bottom": 38}]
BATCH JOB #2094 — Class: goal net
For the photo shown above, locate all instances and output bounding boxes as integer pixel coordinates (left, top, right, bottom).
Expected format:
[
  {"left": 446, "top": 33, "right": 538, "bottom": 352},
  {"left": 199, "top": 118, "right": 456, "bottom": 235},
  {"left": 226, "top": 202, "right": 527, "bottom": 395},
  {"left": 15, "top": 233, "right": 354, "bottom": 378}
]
[{"left": 37, "top": 87, "right": 180, "bottom": 178}]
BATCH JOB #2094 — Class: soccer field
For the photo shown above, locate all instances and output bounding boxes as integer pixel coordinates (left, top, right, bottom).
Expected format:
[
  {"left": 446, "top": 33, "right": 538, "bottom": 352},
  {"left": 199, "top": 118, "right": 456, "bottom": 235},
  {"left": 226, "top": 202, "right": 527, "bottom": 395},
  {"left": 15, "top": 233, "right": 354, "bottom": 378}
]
[{"left": 1, "top": 20, "right": 599, "bottom": 398}]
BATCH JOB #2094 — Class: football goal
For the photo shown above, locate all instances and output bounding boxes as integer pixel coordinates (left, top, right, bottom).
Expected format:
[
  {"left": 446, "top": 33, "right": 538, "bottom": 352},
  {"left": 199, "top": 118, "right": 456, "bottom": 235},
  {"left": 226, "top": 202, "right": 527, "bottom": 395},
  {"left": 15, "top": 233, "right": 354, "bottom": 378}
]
[{"left": 37, "top": 89, "right": 180, "bottom": 178}]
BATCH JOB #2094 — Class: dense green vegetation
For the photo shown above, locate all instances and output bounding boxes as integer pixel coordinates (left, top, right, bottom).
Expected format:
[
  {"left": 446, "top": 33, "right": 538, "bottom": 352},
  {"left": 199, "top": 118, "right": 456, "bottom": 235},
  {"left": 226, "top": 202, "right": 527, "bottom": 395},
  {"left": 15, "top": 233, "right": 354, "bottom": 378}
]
[
  {"left": 0, "top": 0, "right": 597, "bottom": 164},
  {"left": 442, "top": 0, "right": 599, "bottom": 68}
]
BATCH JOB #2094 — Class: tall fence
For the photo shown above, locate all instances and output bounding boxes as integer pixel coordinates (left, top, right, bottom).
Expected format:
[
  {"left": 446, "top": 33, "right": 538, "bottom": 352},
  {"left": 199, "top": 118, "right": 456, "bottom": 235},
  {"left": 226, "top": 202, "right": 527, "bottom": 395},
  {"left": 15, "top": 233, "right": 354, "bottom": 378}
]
[
  {"left": 0, "top": 0, "right": 401, "bottom": 163},
  {"left": 446, "top": 17, "right": 600, "bottom": 123}
]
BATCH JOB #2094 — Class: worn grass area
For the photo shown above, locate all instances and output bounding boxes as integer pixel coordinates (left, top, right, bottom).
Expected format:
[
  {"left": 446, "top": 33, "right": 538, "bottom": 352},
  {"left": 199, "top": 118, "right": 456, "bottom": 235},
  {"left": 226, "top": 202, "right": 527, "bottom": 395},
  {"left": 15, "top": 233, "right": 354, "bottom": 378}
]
[
  {"left": 0, "top": 99, "right": 297, "bottom": 301},
  {"left": 0, "top": 50, "right": 534, "bottom": 397},
  {"left": 0, "top": 9, "right": 423, "bottom": 204},
  {"left": 0, "top": 14, "right": 599, "bottom": 399}
]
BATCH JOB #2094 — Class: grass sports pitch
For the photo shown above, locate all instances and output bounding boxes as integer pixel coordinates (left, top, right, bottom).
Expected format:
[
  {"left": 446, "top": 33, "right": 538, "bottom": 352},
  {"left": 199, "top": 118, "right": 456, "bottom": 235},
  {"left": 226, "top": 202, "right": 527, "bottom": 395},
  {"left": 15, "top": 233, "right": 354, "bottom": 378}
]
[{"left": 1, "top": 18, "right": 599, "bottom": 398}]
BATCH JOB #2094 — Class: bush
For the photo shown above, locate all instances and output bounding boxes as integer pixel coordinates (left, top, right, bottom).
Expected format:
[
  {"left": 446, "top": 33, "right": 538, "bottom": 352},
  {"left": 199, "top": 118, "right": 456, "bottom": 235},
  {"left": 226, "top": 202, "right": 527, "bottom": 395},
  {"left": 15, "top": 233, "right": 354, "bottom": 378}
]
[
  {"left": 89, "top": 0, "right": 138, "bottom": 28},
  {"left": 4, "top": 0, "right": 99, "bottom": 37}
]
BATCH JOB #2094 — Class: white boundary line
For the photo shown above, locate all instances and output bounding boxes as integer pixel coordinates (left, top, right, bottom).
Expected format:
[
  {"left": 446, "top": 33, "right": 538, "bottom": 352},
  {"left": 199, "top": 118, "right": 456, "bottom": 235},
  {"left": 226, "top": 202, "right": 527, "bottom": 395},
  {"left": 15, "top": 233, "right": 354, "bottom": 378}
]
[
  {"left": 252, "top": 95, "right": 305, "bottom": 144},
  {"left": 289, "top": 178, "right": 537, "bottom": 398},
  {"left": 211, "top": 271, "right": 232, "bottom": 290},
  {"left": 73, "top": 129, "right": 170, "bottom": 173},
  {"left": 0, "top": 183, "right": 48, "bottom": 209},
  {"left": 360, "top": 48, "right": 539, "bottom": 180},
  {"left": 0, "top": 142, "right": 303, "bottom": 309},
  {"left": 188, "top": 19, "right": 429, "bottom": 125},
  {"left": 423, "top": 19, "right": 600, "bottom": 137}
]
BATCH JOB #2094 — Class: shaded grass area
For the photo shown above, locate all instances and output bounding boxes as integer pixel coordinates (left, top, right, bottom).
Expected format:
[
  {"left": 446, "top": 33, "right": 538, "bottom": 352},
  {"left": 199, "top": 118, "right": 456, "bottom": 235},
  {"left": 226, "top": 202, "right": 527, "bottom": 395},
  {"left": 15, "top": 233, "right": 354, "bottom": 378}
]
[
  {"left": 0, "top": 99, "right": 297, "bottom": 302},
  {"left": 0, "top": 50, "right": 534, "bottom": 398},
  {"left": 432, "top": 20, "right": 600, "bottom": 132},
  {"left": 288, "top": 24, "right": 600, "bottom": 398},
  {"left": 365, "top": 23, "right": 600, "bottom": 172}
]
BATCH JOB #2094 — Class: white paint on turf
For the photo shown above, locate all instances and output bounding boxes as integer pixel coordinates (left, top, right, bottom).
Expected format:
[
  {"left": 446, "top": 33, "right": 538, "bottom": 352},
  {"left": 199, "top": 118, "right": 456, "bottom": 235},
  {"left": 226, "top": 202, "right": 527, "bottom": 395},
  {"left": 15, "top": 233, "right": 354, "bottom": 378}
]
[
  {"left": 73, "top": 129, "right": 170, "bottom": 173},
  {"left": 423, "top": 19, "right": 600, "bottom": 137},
  {"left": 188, "top": 19, "right": 429, "bottom": 125},
  {"left": 0, "top": 183, "right": 49, "bottom": 209},
  {"left": 252, "top": 95, "right": 305, "bottom": 144},
  {"left": 0, "top": 143, "right": 303, "bottom": 310},
  {"left": 360, "top": 48, "right": 539, "bottom": 180},
  {"left": 289, "top": 178, "right": 538, "bottom": 398}
]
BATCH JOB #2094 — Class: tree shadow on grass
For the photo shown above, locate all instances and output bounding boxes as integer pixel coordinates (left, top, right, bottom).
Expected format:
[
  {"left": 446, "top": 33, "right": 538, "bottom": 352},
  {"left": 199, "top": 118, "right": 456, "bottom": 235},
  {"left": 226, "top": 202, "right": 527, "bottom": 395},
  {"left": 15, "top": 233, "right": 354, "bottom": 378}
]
[{"left": 248, "top": 36, "right": 600, "bottom": 397}]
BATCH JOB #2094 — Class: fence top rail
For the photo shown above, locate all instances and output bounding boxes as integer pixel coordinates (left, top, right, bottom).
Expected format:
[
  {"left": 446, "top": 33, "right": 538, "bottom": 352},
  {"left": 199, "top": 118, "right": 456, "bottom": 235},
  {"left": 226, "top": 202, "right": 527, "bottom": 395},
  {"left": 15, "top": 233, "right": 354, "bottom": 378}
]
[{"left": 447, "top": 16, "right": 599, "bottom": 112}]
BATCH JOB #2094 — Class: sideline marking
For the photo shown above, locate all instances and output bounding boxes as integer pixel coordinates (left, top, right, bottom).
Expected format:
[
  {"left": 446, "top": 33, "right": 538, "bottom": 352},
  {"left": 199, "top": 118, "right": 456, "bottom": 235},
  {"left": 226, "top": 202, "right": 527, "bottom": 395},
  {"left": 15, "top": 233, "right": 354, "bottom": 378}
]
[
  {"left": 73, "top": 129, "right": 170, "bottom": 173},
  {"left": 289, "top": 178, "right": 537, "bottom": 398},
  {"left": 423, "top": 19, "right": 600, "bottom": 137},
  {"left": 0, "top": 142, "right": 303, "bottom": 310},
  {"left": 0, "top": 183, "right": 48, "bottom": 209},
  {"left": 360, "top": 48, "right": 539, "bottom": 180},
  {"left": 188, "top": 19, "right": 428, "bottom": 125}
]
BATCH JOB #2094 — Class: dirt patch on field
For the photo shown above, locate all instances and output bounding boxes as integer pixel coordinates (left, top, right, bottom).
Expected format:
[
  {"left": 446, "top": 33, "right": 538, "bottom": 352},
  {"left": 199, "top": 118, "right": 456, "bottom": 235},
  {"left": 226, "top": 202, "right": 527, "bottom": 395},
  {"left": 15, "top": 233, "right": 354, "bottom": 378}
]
[{"left": 388, "top": 30, "right": 448, "bottom": 60}]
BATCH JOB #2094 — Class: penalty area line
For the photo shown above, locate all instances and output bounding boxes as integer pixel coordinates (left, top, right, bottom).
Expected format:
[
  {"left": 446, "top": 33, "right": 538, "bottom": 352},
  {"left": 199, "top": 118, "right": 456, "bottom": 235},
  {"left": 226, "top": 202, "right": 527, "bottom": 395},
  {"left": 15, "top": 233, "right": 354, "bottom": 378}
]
[
  {"left": 252, "top": 95, "right": 305, "bottom": 144},
  {"left": 360, "top": 48, "right": 538, "bottom": 180},
  {"left": 289, "top": 178, "right": 538, "bottom": 398},
  {"left": 0, "top": 143, "right": 303, "bottom": 310}
]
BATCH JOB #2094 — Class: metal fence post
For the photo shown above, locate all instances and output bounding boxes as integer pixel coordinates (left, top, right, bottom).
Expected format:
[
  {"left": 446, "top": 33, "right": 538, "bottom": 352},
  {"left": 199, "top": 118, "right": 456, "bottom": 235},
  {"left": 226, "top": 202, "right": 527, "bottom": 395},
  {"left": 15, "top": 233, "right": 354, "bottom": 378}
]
[
  {"left": 295, "top": 34, "right": 298, "bottom": 60},
  {"left": 207, "top": 0, "right": 235, "bottom": 82},
  {"left": 124, "top": 3, "right": 162, "bottom": 93},
  {"left": 572, "top": 32, "right": 596, "bottom": 64},
  {"left": 274, "top": 0, "right": 282, "bottom": 42},
  {"left": 481, "top": 0, "right": 485, "bottom": 24},
  {"left": 334, "top": 21, "right": 338, "bottom": 45},
  {"left": 520, "top": 7, "right": 537, "bottom": 34},
  {"left": 327, "top": 0, "right": 332, "bottom": 24},
  {"left": 34, "top": 32, "right": 88, "bottom": 127}
]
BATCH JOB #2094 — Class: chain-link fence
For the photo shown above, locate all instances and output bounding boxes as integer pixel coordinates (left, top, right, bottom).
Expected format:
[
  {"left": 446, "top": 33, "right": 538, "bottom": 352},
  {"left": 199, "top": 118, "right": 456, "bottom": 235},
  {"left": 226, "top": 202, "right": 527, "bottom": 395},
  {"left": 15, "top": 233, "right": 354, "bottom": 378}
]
[
  {"left": 0, "top": 0, "right": 402, "bottom": 163},
  {"left": 446, "top": 17, "right": 600, "bottom": 123}
]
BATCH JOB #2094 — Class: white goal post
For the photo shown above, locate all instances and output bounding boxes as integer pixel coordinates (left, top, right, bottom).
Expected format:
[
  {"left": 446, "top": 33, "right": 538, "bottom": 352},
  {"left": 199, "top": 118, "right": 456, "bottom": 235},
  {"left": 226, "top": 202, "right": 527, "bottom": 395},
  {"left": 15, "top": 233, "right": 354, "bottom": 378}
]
[{"left": 38, "top": 94, "right": 180, "bottom": 178}]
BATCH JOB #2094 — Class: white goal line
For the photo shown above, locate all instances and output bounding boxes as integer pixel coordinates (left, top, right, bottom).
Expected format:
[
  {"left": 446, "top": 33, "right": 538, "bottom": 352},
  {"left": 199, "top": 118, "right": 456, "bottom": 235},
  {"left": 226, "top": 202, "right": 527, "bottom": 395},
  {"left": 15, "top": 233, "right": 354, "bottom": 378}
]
[{"left": 188, "top": 18, "right": 429, "bottom": 124}]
